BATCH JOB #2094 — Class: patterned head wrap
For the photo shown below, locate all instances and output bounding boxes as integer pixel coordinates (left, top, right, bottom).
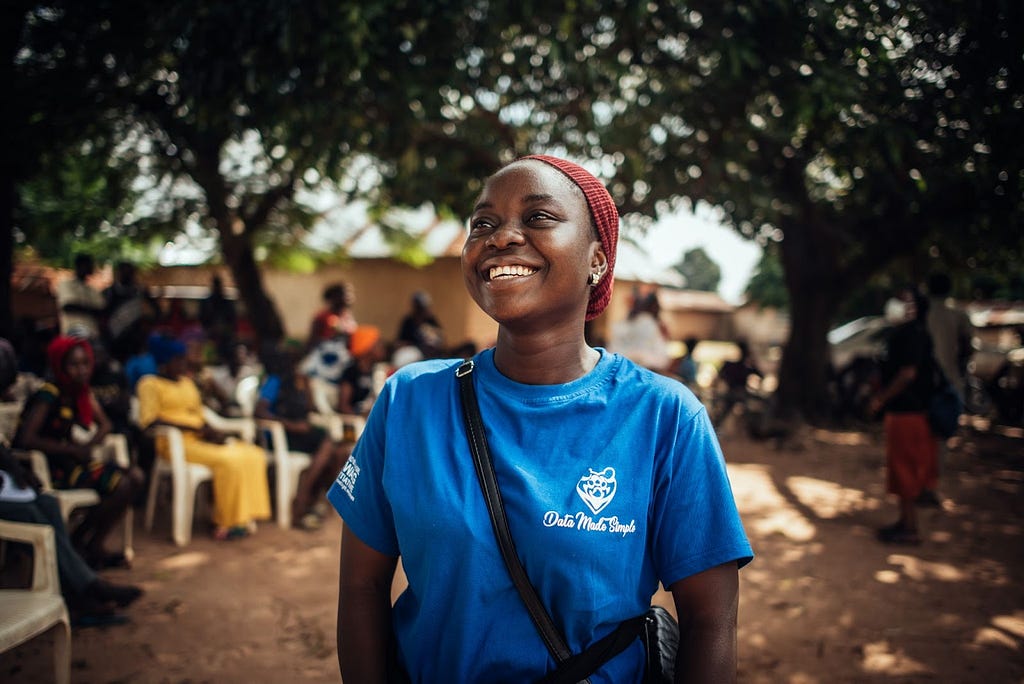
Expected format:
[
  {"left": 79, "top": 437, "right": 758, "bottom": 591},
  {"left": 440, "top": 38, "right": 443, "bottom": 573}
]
[{"left": 521, "top": 155, "right": 619, "bottom": 321}]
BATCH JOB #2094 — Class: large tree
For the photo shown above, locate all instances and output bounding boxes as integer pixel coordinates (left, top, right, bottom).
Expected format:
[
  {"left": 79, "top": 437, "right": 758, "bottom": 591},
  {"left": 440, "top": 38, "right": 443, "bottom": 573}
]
[
  {"left": 365, "top": 1, "right": 1024, "bottom": 420},
  {"left": 10, "top": 1, "right": 472, "bottom": 343},
  {"left": 11, "top": 2, "right": 1023, "bottom": 421}
]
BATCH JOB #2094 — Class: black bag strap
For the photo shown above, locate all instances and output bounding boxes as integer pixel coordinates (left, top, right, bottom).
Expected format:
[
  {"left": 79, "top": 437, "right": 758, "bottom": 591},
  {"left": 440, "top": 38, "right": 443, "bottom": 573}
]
[{"left": 456, "top": 360, "right": 644, "bottom": 684}]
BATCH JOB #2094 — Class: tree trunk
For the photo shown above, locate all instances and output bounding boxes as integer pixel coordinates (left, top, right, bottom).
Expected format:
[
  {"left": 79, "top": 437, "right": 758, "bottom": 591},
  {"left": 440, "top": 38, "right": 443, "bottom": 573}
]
[
  {"left": 775, "top": 218, "right": 844, "bottom": 422},
  {"left": 219, "top": 228, "right": 284, "bottom": 349},
  {"left": 0, "top": 172, "right": 14, "bottom": 340}
]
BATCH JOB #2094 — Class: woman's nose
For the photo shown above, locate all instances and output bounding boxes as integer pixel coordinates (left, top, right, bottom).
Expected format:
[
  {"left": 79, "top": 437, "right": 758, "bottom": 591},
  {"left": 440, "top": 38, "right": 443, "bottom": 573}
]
[{"left": 485, "top": 220, "right": 525, "bottom": 249}]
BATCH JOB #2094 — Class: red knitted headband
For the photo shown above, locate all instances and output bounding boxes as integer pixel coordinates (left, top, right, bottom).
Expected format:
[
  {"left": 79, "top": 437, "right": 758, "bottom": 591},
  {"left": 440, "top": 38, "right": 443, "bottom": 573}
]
[{"left": 520, "top": 155, "right": 619, "bottom": 320}]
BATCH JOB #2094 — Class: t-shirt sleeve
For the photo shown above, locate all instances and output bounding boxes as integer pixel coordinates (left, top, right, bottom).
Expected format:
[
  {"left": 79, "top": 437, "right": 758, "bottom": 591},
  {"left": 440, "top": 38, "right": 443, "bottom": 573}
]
[
  {"left": 651, "top": 405, "right": 753, "bottom": 587},
  {"left": 326, "top": 390, "right": 399, "bottom": 556}
]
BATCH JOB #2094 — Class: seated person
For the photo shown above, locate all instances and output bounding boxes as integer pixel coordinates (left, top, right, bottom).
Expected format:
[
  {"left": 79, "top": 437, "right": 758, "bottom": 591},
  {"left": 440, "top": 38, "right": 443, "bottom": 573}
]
[
  {"left": 14, "top": 335, "right": 144, "bottom": 570},
  {"left": 712, "top": 340, "right": 764, "bottom": 427},
  {"left": 337, "top": 326, "right": 387, "bottom": 416},
  {"left": 255, "top": 345, "right": 348, "bottom": 531},
  {"left": 0, "top": 445, "right": 142, "bottom": 626},
  {"left": 135, "top": 335, "right": 271, "bottom": 540}
]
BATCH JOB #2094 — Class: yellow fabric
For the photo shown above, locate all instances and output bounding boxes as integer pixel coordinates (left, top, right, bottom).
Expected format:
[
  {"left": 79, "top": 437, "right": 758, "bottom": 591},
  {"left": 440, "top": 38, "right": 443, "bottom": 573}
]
[{"left": 136, "top": 375, "right": 270, "bottom": 528}]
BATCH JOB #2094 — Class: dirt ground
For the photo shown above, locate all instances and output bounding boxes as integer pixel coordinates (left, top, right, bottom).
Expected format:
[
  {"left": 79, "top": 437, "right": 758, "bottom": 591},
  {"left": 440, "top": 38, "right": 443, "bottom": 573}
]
[{"left": 3, "top": 417, "right": 1023, "bottom": 683}]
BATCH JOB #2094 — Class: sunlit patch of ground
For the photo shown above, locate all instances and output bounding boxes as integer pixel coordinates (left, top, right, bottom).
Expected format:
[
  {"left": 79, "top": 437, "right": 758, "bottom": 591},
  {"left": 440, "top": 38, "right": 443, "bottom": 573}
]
[
  {"left": 728, "top": 464, "right": 817, "bottom": 542},
  {"left": 859, "top": 640, "right": 932, "bottom": 675}
]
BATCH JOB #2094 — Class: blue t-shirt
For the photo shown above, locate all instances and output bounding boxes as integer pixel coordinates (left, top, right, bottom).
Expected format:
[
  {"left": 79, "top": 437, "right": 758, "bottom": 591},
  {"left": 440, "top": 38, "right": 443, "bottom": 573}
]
[{"left": 328, "top": 348, "right": 752, "bottom": 683}]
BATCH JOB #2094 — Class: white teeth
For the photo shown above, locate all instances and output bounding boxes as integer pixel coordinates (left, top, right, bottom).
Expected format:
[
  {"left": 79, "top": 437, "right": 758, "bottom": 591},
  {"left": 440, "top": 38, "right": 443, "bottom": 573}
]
[{"left": 488, "top": 265, "right": 537, "bottom": 280}]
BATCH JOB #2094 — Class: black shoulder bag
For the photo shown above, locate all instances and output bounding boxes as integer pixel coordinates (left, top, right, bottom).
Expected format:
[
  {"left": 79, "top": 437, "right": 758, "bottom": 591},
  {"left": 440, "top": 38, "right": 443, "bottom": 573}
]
[{"left": 456, "top": 360, "right": 678, "bottom": 684}]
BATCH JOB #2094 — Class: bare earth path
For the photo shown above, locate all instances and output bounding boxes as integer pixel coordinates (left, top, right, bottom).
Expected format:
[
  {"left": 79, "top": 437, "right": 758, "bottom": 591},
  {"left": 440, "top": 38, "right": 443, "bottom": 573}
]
[{"left": 4, "top": 422, "right": 1023, "bottom": 683}]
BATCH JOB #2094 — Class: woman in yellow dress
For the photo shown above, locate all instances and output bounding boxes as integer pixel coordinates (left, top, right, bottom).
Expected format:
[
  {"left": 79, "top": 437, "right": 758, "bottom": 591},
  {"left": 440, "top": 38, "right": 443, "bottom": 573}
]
[{"left": 136, "top": 335, "right": 270, "bottom": 540}]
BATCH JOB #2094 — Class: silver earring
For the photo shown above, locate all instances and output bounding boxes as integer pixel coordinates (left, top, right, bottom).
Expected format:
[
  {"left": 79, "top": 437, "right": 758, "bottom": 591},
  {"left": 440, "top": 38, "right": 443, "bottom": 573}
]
[{"left": 590, "top": 272, "right": 601, "bottom": 286}]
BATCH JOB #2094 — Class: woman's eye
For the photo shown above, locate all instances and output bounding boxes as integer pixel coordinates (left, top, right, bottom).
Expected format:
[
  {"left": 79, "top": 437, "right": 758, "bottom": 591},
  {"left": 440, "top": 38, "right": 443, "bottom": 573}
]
[{"left": 469, "top": 217, "right": 493, "bottom": 233}]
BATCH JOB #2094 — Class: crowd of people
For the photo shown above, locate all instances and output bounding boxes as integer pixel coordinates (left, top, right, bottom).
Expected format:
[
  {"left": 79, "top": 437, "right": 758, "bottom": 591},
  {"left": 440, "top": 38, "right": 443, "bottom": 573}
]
[{"left": 0, "top": 258, "right": 471, "bottom": 629}]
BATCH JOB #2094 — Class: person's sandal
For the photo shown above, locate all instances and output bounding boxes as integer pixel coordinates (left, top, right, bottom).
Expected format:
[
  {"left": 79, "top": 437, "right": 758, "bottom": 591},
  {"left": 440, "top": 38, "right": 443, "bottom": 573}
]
[
  {"left": 876, "top": 523, "right": 921, "bottom": 545},
  {"left": 298, "top": 512, "right": 322, "bottom": 532}
]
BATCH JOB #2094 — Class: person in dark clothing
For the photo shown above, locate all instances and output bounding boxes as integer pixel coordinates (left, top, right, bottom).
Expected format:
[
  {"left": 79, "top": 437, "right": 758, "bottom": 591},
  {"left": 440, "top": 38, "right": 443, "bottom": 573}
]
[
  {"left": 868, "top": 288, "right": 937, "bottom": 545},
  {"left": 396, "top": 290, "right": 445, "bottom": 358},
  {"left": 712, "top": 340, "right": 763, "bottom": 427},
  {"left": 198, "top": 275, "right": 237, "bottom": 364}
]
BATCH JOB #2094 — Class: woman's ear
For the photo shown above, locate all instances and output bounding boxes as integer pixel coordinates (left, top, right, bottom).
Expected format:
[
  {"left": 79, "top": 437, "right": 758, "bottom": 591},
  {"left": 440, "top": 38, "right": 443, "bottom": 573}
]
[{"left": 591, "top": 243, "right": 608, "bottom": 276}]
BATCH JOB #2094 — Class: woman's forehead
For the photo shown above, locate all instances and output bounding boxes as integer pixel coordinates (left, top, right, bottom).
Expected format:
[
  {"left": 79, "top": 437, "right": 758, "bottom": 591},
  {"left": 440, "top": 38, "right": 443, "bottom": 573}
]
[{"left": 482, "top": 159, "right": 584, "bottom": 204}]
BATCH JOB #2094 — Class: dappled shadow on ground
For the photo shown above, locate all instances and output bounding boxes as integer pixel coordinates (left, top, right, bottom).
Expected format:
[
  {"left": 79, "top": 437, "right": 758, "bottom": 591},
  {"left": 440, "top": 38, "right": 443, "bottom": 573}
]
[
  {"left": 2, "top": 424, "right": 1022, "bottom": 682},
  {"left": 723, "top": 423, "right": 1024, "bottom": 683}
]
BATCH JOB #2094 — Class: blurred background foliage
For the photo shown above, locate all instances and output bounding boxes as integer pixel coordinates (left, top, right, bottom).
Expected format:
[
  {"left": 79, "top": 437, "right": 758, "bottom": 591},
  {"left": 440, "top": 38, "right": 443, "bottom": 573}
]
[{"left": 3, "top": 0, "right": 1021, "bottom": 418}]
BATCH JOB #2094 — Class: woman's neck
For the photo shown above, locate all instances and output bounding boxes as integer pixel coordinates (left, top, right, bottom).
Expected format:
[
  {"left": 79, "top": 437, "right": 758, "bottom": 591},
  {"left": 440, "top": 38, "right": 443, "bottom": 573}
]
[{"left": 492, "top": 329, "right": 598, "bottom": 385}]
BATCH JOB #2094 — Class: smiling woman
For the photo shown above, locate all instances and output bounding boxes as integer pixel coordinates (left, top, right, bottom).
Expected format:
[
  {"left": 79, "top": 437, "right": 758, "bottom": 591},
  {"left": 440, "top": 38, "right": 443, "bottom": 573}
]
[{"left": 330, "top": 155, "right": 753, "bottom": 683}]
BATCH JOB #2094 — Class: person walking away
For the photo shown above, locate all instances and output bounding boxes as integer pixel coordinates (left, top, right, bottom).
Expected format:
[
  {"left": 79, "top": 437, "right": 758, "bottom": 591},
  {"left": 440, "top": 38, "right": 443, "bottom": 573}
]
[
  {"left": 330, "top": 155, "right": 751, "bottom": 682},
  {"left": 56, "top": 253, "right": 105, "bottom": 339},
  {"left": 868, "top": 288, "right": 937, "bottom": 545}
]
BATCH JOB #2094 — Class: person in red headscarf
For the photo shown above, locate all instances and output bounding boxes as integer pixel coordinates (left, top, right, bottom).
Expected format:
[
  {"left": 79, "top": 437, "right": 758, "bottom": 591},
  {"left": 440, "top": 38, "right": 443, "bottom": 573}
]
[
  {"left": 330, "top": 157, "right": 752, "bottom": 682},
  {"left": 14, "top": 335, "right": 144, "bottom": 570}
]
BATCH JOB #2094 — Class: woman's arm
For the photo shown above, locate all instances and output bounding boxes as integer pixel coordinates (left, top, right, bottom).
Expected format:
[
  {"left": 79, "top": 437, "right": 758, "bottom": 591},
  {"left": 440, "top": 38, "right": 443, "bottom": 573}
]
[
  {"left": 669, "top": 561, "right": 740, "bottom": 684},
  {"left": 87, "top": 393, "right": 112, "bottom": 445},
  {"left": 337, "top": 523, "right": 399, "bottom": 681},
  {"left": 336, "top": 380, "right": 356, "bottom": 415},
  {"left": 16, "top": 402, "right": 92, "bottom": 463}
]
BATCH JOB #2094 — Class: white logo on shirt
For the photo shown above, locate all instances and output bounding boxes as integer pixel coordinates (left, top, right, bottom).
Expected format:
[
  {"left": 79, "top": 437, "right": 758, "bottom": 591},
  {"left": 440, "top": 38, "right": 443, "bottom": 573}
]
[
  {"left": 335, "top": 455, "right": 361, "bottom": 502},
  {"left": 576, "top": 467, "right": 617, "bottom": 515}
]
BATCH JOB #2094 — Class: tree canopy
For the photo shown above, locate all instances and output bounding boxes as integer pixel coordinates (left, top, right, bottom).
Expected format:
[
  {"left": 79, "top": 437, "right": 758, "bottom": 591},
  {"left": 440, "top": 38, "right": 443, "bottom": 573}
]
[{"left": 8, "top": 1, "right": 1022, "bottom": 420}]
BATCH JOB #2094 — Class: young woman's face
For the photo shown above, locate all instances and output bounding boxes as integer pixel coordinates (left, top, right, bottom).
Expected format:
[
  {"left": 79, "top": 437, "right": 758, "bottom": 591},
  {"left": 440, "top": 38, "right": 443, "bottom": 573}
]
[
  {"left": 462, "top": 161, "right": 605, "bottom": 328},
  {"left": 63, "top": 346, "right": 93, "bottom": 386}
]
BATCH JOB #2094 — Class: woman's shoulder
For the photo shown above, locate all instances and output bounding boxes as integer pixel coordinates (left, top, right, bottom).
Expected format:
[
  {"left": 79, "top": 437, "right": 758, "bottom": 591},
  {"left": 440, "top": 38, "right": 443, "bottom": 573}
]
[
  {"left": 26, "top": 382, "right": 61, "bottom": 405},
  {"left": 387, "top": 357, "right": 464, "bottom": 387},
  {"left": 608, "top": 352, "right": 705, "bottom": 414}
]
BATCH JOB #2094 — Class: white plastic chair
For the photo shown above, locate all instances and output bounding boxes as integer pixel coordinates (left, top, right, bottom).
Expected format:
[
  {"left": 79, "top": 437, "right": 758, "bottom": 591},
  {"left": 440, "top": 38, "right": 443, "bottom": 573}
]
[
  {"left": 143, "top": 409, "right": 255, "bottom": 547},
  {"left": 11, "top": 435, "right": 134, "bottom": 561},
  {"left": 237, "top": 376, "right": 315, "bottom": 530},
  {"left": 307, "top": 376, "right": 367, "bottom": 443},
  {"left": 0, "top": 520, "right": 71, "bottom": 684},
  {"left": 255, "top": 420, "right": 312, "bottom": 529}
]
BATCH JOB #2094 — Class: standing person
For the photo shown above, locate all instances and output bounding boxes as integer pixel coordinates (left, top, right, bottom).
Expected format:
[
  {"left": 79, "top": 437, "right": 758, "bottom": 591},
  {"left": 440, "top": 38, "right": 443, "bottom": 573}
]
[
  {"left": 103, "top": 261, "right": 158, "bottom": 362},
  {"left": 923, "top": 271, "right": 972, "bottom": 505},
  {"left": 136, "top": 335, "right": 271, "bottom": 540},
  {"left": 56, "top": 253, "right": 105, "bottom": 339},
  {"left": 868, "top": 288, "right": 937, "bottom": 545},
  {"left": 306, "top": 282, "right": 358, "bottom": 354},
  {"left": 14, "top": 336, "right": 144, "bottom": 569},
  {"left": 330, "top": 156, "right": 752, "bottom": 682},
  {"left": 198, "top": 275, "right": 237, "bottom": 364},
  {"left": 925, "top": 272, "right": 972, "bottom": 398},
  {"left": 608, "top": 289, "right": 671, "bottom": 373},
  {"left": 396, "top": 290, "right": 445, "bottom": 358}
]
